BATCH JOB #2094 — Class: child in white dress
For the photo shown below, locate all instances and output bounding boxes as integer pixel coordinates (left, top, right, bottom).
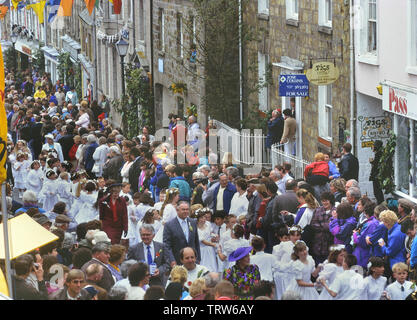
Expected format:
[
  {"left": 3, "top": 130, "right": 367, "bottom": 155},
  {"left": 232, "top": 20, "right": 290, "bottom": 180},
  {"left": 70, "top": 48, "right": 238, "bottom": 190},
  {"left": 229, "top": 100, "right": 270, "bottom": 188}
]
[
  {"left": 74, "top": 181, "right": 99, "bottom": 224},
  {"left": 137, "top": 208, "right": 162, "bottom": 244},
  {"left": 283, "top": 241, "right": 320, "bottom": 300},
  {"left": 119, "top": 183, "right": 133, "bottom": 205},
  {"left": 317, "top": 249, "right": 345, "bottom": 300},
  {"left": 154, "top": 188, "right": 180, "bottom": 243},
  {"left": 12, "top": 152, "right": 29, "bottom": 198},
  {"left": 39, "top": 170, "right": 59, "bottom": 212},
  {"left": 196, "top": 211, "right": 218, "bottom": 272},
  {"left": 360, "top": 256, "right": 387, "bottom": 300},
  {"left": 217, "top": 224, "right": 250, "bottom": 271},
  {"left": 26, "top": 160, "right": 43, "bottom": 194},
  {"left": 126, "top": 193, "right": 141, "bottom": 247},
  {"left": 57, "top": 172, "right": 73, "bottom": 211}
]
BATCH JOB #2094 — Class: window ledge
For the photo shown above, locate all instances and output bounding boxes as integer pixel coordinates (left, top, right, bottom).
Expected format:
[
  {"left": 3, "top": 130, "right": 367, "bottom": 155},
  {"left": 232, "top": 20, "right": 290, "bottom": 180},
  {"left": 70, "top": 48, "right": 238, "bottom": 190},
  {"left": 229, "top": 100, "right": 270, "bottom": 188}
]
[
  {"left": 318, "top": 136, "right": 332, "bottom": 145},
  {"left": 357, "top": 54, "right": 379, "bottom": 66},
  {"left": 406, "top": 66, "right": 417, "bottom": 76},
  {"left": 286, "top": 19, "right": 299, "bottom": 27},
  {"left": 318, "top": 25, "right": 332, "bottom": 35},
  {"left": 257, "top": 13, "right": 269, "bottom": 21}
]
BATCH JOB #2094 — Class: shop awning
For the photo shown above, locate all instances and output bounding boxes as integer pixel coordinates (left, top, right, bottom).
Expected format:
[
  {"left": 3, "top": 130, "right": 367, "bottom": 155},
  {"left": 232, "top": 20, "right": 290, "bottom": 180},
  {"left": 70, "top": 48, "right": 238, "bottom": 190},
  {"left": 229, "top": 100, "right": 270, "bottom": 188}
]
[{"left": 41, "top": 46, "right": 60, "bottom": 62}]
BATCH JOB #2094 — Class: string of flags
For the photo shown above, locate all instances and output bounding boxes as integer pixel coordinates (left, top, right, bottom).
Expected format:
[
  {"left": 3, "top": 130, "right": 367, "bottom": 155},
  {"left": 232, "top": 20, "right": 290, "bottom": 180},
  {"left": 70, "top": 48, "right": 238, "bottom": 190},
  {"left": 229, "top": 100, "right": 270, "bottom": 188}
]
[{"left": 97, "top": 23, "right": 129, "bottom": 44}]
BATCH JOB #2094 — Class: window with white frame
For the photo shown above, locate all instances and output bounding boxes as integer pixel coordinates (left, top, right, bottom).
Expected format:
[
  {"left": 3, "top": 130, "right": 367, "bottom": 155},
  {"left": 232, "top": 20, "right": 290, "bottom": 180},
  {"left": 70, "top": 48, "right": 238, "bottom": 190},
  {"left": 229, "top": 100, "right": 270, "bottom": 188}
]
[
  {"left": 357, "top": 0, "right": 378, "bottom": 63},
  {"left": 158, "top": 8, "right": 165, "bottom": 51},
  {"left": 177, "top": 13, "right": 183, "bottom": 58},
  {"left": 258, "top": 0, "right": 269, "bottom": 15},
  {"left": 286, "top": 0, "right": 299, "bottom": 20},
  {"left": 318, "top": 85, "right": 332, "bottom": 140},
  {"left": 138, "top": 0, "right": 145, "bottom": 41},
  {"left": 367, "top": 0, "right": 377, "bottom": 53},
  {"left": 319, "top": 0, "right": 332, "bottom": 28},
  {"left": 258, "top": 52, "right": 268, "bottom": 111}
]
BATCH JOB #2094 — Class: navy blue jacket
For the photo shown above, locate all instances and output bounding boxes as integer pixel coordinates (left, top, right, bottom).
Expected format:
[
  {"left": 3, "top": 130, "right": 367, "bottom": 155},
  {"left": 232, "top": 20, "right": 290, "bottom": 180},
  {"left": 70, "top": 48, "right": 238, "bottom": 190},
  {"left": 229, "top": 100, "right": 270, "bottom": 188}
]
[
  {"left": 212, "top": 182, "right": 237, "bottom": 214},
  {"left": 84, "top": 142, "right": 98, "bottom": 171}
]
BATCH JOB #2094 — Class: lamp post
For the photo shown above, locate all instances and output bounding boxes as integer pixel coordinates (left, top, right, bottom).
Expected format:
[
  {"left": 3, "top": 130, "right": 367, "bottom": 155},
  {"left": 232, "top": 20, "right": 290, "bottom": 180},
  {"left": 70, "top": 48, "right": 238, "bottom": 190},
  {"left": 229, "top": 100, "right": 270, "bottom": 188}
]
[
  {"left": 10, "top": 32, "right": 17, "bottom": 49},
  {"left": 115, "top": 38, "right": 129, "bottom": 97},
  {"left": 10, "top": 32, "right": 18, "bottom": 71}
]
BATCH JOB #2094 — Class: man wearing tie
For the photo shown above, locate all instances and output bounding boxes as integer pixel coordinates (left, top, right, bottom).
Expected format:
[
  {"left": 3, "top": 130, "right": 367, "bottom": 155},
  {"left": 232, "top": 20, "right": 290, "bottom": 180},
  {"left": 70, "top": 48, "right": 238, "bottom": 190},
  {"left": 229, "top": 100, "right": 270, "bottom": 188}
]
[
  {"left": 127, "top": 224, "right": 171, "bottom": 286},
  {"left": 163, "top": 201, "right": 201, "bottom": 266}
]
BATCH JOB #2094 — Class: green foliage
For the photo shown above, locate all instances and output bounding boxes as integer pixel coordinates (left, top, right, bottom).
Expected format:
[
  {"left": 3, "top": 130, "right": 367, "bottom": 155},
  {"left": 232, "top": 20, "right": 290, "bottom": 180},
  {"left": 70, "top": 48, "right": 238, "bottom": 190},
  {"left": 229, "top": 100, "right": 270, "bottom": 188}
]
[
  {"left": 4, "top": 47, "right": 17, "bottom": 71},
  {"left": 377, "top": 132, "right": 396, "bottom": 195},
  {"left": 113, "top": 64, "right": 154, "bottom": 139},
  {"left": 57, "top": 52, "right": 81, "bottom": 98},
  {"left": 32, "top": 47, "right": 45, "bottom": 75}
]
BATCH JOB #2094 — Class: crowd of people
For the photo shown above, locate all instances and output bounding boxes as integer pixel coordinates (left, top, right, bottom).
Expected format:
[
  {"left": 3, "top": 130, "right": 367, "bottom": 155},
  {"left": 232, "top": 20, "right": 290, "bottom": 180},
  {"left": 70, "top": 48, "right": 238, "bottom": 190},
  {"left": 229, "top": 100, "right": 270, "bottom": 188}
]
[{"left": 2, "top": 67, "right": 417, "bottom": 301}]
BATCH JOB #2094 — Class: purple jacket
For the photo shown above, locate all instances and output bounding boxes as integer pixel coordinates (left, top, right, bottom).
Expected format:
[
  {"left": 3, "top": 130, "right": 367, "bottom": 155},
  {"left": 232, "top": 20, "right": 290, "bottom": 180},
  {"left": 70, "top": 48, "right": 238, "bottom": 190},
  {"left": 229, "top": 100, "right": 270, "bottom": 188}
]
[
  {"left": 352, "top": 216, "right": 379, "bottom": 267},
  {"left": 329, "top": 216, "right": 357, "bottom": 251}
]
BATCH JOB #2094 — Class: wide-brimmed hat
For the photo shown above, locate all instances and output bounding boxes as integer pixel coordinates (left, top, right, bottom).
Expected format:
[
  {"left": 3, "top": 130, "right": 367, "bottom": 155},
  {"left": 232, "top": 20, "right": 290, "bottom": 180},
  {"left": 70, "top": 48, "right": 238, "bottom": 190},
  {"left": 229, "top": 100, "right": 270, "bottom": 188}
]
[
  {"left": 45, "top": 133, "right": 54, "bottom": 140},
  {"left": 33, "top": 214, "right": 51, "bottom": 226},
  {"left": 91, "top": 231, "right": 111, "bottom": 245},
  {"left": 228, "top": 246, "right": 252, "bottom": 262}
]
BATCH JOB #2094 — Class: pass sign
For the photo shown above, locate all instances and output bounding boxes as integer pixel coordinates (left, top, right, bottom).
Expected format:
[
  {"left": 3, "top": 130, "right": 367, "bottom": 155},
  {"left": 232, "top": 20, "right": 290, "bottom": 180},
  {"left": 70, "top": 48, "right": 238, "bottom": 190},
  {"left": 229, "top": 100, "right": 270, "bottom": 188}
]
[{"left": 279, "top": 74, "right": 309, "bottom": 97}]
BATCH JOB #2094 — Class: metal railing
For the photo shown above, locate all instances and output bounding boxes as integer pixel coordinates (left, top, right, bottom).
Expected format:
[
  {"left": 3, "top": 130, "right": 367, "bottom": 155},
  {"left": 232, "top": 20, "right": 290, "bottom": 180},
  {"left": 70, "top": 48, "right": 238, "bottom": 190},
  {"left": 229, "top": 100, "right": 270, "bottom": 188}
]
[{"left": 271, "top": 143, "right": 310, "bottom": 180}]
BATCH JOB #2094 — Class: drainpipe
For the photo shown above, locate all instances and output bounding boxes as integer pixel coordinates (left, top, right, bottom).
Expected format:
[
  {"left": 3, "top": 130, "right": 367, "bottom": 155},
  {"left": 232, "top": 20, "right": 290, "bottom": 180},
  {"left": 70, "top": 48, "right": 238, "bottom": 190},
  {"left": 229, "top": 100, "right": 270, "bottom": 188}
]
[
  {"left": 349, "top": 0, "right": 356, "bottom": 154},
  {"left": 239, "top": 0, "right": 243, "bottom": 129},
  {"left": 150, "top": 0, "right": 155, "bottom": 128}
]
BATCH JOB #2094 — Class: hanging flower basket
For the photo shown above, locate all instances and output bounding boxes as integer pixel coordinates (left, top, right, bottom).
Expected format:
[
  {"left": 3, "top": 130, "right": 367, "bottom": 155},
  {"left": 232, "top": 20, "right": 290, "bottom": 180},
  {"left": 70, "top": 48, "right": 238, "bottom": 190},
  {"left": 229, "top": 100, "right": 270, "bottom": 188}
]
[
  {"left": 169, "top": 82, "right": 187, "bottom": 95},
  {"left": 186, "top": 104, "right": 198, "bottom": 117}
]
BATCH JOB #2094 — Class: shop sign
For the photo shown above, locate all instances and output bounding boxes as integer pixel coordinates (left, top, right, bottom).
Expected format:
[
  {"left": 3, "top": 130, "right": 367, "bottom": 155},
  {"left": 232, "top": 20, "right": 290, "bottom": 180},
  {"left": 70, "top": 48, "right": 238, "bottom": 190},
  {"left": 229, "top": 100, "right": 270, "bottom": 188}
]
[
  {"left": 279, "top": 74, "right": 309, "bottom": 97},
  {"left": 22, "top": 46, "right": 31, "bottom": 56},
  {"left": 306, "top": 61, "right": 340, "bottom": 85},
  {"left": 383, "top": 85, "right": 417, "bottom": 121}
]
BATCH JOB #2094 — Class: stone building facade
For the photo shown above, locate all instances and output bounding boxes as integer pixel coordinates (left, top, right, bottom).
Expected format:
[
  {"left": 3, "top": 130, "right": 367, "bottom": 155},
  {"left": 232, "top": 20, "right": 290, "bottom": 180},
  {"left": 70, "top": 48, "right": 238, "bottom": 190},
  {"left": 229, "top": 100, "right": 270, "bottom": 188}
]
[{"left": 244, "top": 0, "right": 352, "bottom": 162}]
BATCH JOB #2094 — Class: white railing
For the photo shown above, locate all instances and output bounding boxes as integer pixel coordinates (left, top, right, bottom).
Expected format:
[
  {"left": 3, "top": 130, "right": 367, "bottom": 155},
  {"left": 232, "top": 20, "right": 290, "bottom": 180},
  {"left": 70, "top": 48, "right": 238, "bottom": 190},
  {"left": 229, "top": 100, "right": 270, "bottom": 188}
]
[
  {"left": 211, "top": 119, "right": 271, "bottom": 166},
  {"left": 271, "top": 143, "right": 310, "bottom": 180}
]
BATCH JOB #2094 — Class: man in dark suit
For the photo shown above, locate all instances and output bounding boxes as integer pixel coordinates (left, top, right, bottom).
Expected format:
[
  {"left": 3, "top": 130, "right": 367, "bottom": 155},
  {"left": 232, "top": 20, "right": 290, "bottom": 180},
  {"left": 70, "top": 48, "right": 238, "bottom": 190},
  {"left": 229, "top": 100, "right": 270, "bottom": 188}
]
[
  {"left": 128, "top": 145, "right": 146, "bottom": 194},
  {"left": 81, "top": 242, "right": 114, "bottom": 292},
  {"left": 339, "top": 142, "right": 359, "bottom": 181},
  {"left": 272, "top": 179, "right": 300, "bottom": 226},
  {"left": 58, "top": 124, "right": 75, "bottom": 161},
  {"left": 127, "top": 224, "right": 172, "bottom": 286},
  {"left": 163, "top": 201, "right": 201, "bottom": 265}
]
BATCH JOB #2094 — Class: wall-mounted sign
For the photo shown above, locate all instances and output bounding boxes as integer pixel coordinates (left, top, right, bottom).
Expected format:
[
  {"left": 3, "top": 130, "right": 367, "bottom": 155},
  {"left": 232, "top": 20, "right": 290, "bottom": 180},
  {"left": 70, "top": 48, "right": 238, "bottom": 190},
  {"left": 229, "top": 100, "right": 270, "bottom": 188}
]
[
  {"left": 306, "top": 61, "right": 340, "bottom": 85},
  {"left": 358, "top": 113, "right": 392, "bottom": 148},
  {"left": 279, "top": 74, "right": 309, "bottom": 97},
  {"left": 382, "top": 84, "right": 417, "bottom": 121}
]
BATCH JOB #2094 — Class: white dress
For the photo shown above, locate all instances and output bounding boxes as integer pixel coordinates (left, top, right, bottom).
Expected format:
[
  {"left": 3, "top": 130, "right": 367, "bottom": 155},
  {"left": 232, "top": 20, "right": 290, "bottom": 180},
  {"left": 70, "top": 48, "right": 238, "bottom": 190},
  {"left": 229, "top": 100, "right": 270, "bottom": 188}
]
[
  {"left": 120, "top": 161, "right": 133, "bottom": 183},
  {"left": 39, "top": 178, "right": 59, "bottom": 212},
  {"left": 221, "top": 238, "right": 250, "bottom": 270},
  {"left": 317, "top": 262, "right": 344, "bottom": 300},
  {"left": 360, "top": 275, "right": 387, "bottom": 300},
  {"left": 126, "top": 204, "right": 140, "bottom": 245},
  {"left": 57, "top": 178, "right": 73, "bottom": 210},
  {"left": 154, "top": 204, "right": 177, "bottom": 243},
  {"left": 74, "top": 191, "right": 99, "bottom": 224},
  {"left": 284, "top": 256, "right": 320, "bottom": 300},
  {"left": 12, "top": 160, "right": 28, "bottom": 189},
  {"left": 198, "top": 224, "right": 218, "bottom": 272},
  {"left": 272, "top": 241, "right": 295, "bottom": 300},
  {"left": 26, "top": 168, "right": 44, "bottom": 194}
]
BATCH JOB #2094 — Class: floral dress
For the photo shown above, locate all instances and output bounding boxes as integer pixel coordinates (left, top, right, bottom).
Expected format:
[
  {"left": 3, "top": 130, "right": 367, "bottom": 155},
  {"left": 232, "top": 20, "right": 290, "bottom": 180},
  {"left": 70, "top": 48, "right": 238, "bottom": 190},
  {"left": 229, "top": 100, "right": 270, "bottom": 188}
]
[{"left": 223, "top": 264, "right": 261, "bottom": 300}]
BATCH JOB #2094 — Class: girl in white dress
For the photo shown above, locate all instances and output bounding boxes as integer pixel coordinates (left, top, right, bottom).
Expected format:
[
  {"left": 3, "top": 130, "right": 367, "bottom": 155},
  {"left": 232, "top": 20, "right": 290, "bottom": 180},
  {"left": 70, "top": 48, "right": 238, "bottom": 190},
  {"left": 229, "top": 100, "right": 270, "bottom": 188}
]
[
  {"left": 119, "top": 183, "right": 133, "bottom": 205},
  {"left": 217, "top": 224, "right": 250, "bottom": 272},
  {"left": 284, "top": 241, "right": 321, "bottom": 300},
  {"left": 39, "top": 170, "right": 59, "bottom": 212},
  {"left": 196, "top": 211, "right": 218, "bottom": 272},
  {"left": 317, "top": 249, "right": 346, "bottom": 300},
  {"left": 120, "top": 152, "right": 133, "bottom": 183},
  {"left": 74, "top": 181, "right": 99, "bottom": 224},
  {"left": 137, "top": 208, "right": 162, "bottom": 243},
  {"left": 26, "top": 160, "right": 43, "bottom": 194},
  {"left": 135, "top": 192, "right": 155, "bottom": 222},
  {"left": 126, "top": 193, "right": 141, "bottom": 247},
  {"left": 57, "top": 172, "right": 73, "bottom": 211},
  {"left": 272, "top": 225, "right": 302, "bottom": 300},
  {"left": 360, "top": 256, "right": 387, "bottom": 300},
  {"left": 12, "top": 152, "right": 29, "bottom": 198},
  {"left": 154, "top": 188, "right": 180, "bottom": 243}
]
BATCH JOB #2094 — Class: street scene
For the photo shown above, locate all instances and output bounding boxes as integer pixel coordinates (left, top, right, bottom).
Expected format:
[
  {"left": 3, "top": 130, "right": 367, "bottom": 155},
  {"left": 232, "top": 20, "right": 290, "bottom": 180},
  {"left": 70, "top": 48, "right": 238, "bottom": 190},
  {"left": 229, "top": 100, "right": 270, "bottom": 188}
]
[{"left": 0, "top": 0, "right": 416, "bottom": 302}]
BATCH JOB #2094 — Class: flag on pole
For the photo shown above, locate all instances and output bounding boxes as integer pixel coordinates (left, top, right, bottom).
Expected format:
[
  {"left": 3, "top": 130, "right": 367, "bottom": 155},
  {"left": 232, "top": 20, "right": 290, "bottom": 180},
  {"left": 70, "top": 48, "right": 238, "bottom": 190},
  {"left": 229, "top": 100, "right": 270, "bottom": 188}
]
[
  {"left": 16, "top": 0, "right": 26, "bottom": 10},
  {"left": 84, "top": 0, "right": 94, "bottom": 15},
  {"left": 0, "top": 43, "right": 7, "bottom": 185},
  {"left": 27, "top": 0, "right": 46, "bottom": 24},
  {"left": 57, "top": 0, "right": 72, "bottom": 16},
  {"left": 10, "top": 0, "right": 21, "bottom": 10},
  {"left": 108, "top": 0, "right": 121, "bottom": 14},
  {"left": 47, "top": 0, "right": 61, "bottom": 23}
]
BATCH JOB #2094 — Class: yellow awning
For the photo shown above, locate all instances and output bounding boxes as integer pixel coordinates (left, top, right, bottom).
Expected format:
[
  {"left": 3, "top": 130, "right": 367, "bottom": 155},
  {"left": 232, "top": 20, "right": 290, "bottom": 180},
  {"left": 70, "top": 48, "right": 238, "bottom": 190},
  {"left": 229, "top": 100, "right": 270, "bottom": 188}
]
[{"left": 0, "top": 213, "right": 59, "bottom": 259}]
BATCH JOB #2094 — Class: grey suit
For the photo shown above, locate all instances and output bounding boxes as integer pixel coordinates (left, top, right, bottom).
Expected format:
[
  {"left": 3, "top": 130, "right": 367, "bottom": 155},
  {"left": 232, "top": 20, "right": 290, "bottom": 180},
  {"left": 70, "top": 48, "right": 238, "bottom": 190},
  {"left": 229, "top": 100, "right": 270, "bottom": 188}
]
[
  {"left": 272, "top": 190, "right": 300, "bottom": 225},
  {"left": 127, "top": 240, "right": 171, "bottom": 286},
  {"left": 163, "top": 217, "right": 201, "bottom": 265},
  {"left": 202, "top": 181, "right": 219, "bottom": 209}
]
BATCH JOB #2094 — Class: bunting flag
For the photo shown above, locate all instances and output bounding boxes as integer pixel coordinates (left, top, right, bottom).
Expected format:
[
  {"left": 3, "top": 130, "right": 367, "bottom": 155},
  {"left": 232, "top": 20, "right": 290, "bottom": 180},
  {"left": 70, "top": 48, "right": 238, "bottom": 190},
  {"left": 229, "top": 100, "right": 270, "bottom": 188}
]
[
  {"left": 57, "top": 0, "right": 72, "bottom": 16},
  {"left": 0, "top": 43, "right": 7, "bottom": 184},
  {"left": 26, "top": 0, "right": 46, "bottom": 24},
  {"left": 0, "top": 6, "right": 8, "bottom": 19},
  {"left": 47, "top": 0, "right": 60, "bottom": 23},
  {"left": 16, "top": 0, "right": 26, "bottom": 10},
  {"left": 84, "top": 0, "right": 94, "bottom": 15},
  {"left": 109, "top": 0, "right": 121, "bottom": 14},
  {"left": 11, "top": 0, "right": 21, "bottom": 10}
]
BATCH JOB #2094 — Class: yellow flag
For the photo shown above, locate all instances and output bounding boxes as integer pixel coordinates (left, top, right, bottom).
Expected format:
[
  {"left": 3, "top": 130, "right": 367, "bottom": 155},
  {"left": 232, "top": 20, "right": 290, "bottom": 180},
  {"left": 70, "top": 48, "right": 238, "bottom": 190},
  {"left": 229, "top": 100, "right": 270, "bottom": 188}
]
[
  {"left": 0, "top": 43, "right": 6, "bottom": 184},
  {"left": 11, "top": 0, "right": 21, "bottom": 10},
  {"left": 28, "top": 0, "right": 46, "bottom": 24}
]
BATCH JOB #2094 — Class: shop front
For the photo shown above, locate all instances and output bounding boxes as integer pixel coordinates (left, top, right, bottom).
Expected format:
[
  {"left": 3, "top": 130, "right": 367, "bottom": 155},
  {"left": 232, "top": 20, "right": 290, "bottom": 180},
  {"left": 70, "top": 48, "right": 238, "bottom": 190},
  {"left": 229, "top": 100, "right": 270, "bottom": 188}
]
[
  {"left": 382, "top": 81, "right": 417, "bottom": 203},
  {"left": 41, "top": 46, "right": 59, "bottom": 84}
]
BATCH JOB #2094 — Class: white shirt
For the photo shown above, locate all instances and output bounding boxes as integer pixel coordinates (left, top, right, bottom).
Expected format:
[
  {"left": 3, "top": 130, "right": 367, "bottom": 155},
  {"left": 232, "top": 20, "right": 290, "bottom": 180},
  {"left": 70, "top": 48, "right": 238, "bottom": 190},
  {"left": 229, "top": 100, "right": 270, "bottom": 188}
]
[
  {"left": 297, "top": 205, "right": 315, "bottom": 230},
  {"left": 360, "top": 275, "right": 387, "bottom": 300},
  {"left": 329, "top": 269, "right": 365, "bottom": 300},
  {"left": 143, "top": 241, "right": 155, "bottom": 265},
  {"left": 216, "top": 186, "right": 226, "bottom": 211},
  {"left": 165, "top": 264, "right": 209, "bottom": 289},
  {"left": 229, "top": 191, "right": 249, "bottom": 218},
  {"left": 386, "top": 280, "right": 414, "bottom": 300},
  {"left": 250, "top": 251, "right": 278, "bottom": 282},
  {"left": 127, "top": 286, "right": 146, "bottom": 300},
  {"left": 75, "top": 112, "right": 90, "bottom": 128}
]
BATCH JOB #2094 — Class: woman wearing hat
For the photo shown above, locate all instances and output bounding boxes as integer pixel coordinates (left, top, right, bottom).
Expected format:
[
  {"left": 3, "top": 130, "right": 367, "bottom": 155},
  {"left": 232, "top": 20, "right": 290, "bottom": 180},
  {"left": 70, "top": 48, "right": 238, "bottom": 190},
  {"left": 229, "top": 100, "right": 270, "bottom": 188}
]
[
  {"left": 42, "top": 133, "right": 64, "bottom": 162},
  {"left": 98, "top": 183, "right": 128, "bottom": 245},
  {"left": 222, "top": 246, "right": 260, "bottom": 300}
]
